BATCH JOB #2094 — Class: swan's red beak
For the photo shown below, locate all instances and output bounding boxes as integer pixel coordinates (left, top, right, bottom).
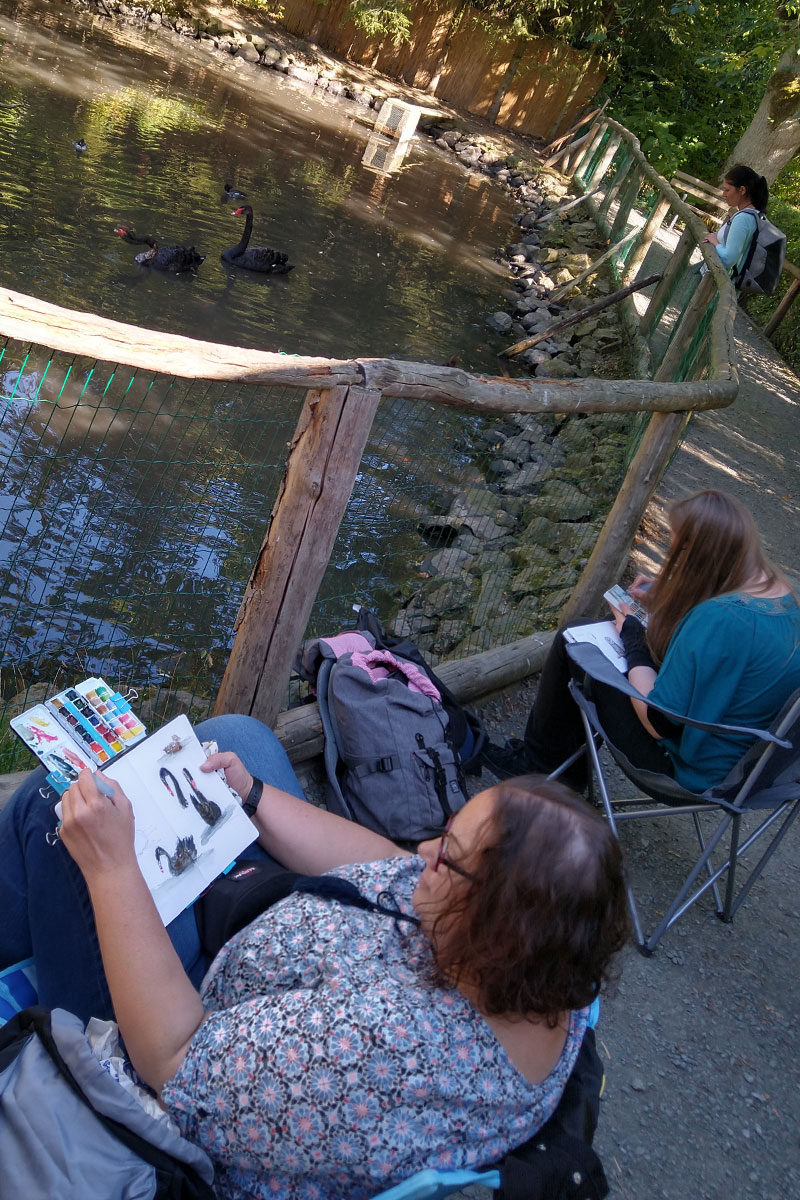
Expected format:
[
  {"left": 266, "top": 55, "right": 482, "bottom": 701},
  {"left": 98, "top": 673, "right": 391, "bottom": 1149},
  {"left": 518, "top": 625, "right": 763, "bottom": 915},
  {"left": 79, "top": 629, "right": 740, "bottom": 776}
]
[
  {"left": 232, "top": 207, "right": 244, "bottom": 216},
  {"left": 114, "top": 227, "right": 126, "bottom": 237}
]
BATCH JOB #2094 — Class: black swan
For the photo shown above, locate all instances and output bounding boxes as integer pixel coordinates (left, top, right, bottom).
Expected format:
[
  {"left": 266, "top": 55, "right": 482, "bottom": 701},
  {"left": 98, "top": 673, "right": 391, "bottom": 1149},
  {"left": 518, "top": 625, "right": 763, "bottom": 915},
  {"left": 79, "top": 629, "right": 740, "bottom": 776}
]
[
  {"left": 221, "top": 206, "right": 293, "bottom": 274},
  {"left": 114, "top": 226, "right": 205, "bottom": 273},
  {"left": 224, "top": 182, "right": 246, "bottom": 200}
]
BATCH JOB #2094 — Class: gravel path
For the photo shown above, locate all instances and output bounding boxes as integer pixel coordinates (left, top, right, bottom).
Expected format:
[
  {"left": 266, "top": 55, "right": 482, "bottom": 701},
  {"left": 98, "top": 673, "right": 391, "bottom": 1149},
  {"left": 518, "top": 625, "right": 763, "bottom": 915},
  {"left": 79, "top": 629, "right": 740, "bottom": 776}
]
[{"left": 474, "top": 304, "right": 800, "bottom": 1200}]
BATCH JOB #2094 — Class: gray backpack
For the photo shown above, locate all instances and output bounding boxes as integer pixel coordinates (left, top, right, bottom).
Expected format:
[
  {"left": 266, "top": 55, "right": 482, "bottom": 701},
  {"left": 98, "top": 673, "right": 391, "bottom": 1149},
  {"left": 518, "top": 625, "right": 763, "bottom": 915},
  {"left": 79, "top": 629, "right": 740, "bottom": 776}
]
[
  {"left": 734, "top": 210, "right": 786, "bottom": 294},
  {"left": 297, "top": 632, "right": 468, "bottom": 840}
]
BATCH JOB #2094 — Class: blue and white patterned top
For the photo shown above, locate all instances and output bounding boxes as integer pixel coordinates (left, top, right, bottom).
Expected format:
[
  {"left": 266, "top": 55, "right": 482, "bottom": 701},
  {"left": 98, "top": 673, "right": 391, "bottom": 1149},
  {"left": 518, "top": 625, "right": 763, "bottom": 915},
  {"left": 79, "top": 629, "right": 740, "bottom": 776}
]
[{"left": 163, "top": 856, "right": 588, "bottom": 1200}]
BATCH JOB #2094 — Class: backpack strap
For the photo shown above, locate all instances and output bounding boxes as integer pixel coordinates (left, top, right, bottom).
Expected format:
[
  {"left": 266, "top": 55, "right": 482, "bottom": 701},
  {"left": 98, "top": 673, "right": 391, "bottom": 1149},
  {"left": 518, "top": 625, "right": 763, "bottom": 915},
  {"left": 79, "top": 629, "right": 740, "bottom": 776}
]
[
  {"left": 733, "top": 209, "right": 760, "bottom": 287},
  {"left": 316, "top": 657, "right": 356, "bottom": 821}
]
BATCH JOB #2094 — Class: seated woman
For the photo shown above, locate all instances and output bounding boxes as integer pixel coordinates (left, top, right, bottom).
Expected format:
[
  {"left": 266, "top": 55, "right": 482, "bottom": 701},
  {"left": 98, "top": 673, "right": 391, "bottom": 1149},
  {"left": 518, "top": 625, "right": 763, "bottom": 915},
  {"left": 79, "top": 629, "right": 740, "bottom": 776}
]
[
  {"left": 702, "top": 164, "right": 768, "bottom": 280},
  {"left": 484, "top": 489, "right": 800, "bottom": 794},
  {"left": 0, "top": 715, "right": 629, "bottom": 1200}
]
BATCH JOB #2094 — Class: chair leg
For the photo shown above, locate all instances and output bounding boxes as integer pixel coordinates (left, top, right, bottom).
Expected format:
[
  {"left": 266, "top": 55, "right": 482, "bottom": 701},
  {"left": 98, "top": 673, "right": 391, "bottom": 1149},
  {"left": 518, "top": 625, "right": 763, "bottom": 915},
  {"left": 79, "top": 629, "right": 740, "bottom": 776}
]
[
  {"left": 721, "top": 814, "right": 741, "bottom": 919},
  {"left": 722, "top": 800, "right": 800, "bottom": 922},
  {"left": 576, "top": 709, "right": 648, "bottom": 951},
  {"left": 691, "top": 811, "right": 724, "bottom": 914}
]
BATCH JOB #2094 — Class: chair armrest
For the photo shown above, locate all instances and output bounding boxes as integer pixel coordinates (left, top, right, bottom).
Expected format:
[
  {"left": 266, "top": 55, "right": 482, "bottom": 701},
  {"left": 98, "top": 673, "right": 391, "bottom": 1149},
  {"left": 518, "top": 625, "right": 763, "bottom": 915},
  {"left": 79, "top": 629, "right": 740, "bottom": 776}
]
[{"left": 565, "top": 642, "right": 791, "bottom": 749}]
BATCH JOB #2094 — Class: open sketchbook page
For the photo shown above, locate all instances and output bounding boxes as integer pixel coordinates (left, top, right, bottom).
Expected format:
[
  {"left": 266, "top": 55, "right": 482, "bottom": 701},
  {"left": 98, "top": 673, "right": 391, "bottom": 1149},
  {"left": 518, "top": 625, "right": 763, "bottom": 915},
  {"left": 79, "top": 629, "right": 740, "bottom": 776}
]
[
  {"left": 104, "top": 715, "right": 257, "bottom": 926},
  {"left": 564, "top": 621, "right": 628, "bottom": 673}
]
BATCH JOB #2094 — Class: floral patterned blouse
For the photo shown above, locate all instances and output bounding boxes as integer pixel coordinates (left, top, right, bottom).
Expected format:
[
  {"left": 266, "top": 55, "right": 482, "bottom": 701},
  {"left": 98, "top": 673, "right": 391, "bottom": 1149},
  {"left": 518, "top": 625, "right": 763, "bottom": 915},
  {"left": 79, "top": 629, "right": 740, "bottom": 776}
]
[{"left": 163, "top": 856, "right": 588, "bottom": 1200}]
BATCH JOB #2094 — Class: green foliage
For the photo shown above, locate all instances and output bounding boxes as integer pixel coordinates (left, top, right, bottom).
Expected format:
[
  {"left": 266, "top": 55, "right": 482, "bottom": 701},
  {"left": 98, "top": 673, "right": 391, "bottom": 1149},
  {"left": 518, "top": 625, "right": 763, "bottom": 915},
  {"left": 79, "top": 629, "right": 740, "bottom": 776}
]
[
  {"left": 604, "top": 3, "right": 800, "bottom": 178},
  {"left": 346, "top": 0, "right": 413, "bottom": 42}
]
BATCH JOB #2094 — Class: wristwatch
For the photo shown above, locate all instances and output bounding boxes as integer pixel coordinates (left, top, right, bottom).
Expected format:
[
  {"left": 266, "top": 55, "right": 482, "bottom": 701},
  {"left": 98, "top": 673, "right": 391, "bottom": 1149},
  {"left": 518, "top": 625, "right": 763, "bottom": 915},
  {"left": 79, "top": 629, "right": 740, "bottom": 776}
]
[{"left": 242, "top": 777, "right": 264, "bottom": 819}]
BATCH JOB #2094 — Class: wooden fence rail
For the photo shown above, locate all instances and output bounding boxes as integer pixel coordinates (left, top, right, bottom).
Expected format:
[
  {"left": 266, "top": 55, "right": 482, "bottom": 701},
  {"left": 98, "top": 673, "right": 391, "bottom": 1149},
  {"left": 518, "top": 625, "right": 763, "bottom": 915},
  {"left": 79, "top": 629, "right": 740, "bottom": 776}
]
[{"left": 0, "top": 115, "right": 740, "bottom": 734}]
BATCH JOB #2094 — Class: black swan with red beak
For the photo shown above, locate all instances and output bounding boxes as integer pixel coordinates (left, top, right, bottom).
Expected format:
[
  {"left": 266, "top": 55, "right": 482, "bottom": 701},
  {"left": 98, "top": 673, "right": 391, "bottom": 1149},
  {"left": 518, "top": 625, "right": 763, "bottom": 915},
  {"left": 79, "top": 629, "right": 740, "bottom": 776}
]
[
  {"left": 221, "top": 205, "right": 293, "bottom": 274},
  {"left": 114, "top": 227, "right": 205, "bottom": 273}
]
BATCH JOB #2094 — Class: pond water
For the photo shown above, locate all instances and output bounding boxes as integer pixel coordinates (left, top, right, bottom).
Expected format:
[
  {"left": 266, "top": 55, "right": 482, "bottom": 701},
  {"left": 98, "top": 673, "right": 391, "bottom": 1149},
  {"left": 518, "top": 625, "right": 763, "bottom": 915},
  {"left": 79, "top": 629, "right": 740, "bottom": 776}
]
[
  {"left": 0, "top": 0, "right": 517, "bottom": 718},
  {"left": 0, "top": 0, "right": 513, "bottom": 366}
]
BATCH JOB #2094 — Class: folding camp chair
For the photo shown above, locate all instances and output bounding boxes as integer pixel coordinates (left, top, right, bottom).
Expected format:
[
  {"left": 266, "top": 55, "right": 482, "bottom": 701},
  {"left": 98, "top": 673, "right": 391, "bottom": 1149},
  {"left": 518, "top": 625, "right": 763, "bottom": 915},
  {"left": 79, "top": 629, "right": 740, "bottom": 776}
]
[
  {"left": 565, "top": 641, "right": 800, "bottom": 954},
  {"left": 372, "top": 1024, "right": 608, "bottom": 1200}
]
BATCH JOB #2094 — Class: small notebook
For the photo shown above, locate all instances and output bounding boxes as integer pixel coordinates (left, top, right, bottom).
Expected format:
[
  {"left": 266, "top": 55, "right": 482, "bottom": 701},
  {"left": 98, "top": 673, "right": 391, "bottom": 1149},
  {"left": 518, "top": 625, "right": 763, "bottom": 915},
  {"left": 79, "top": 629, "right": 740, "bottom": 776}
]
[
  {"left": 12, "top": 683, "right": 257, "bottom": 925},
  {"left": 564, "top": 621, "right": 628, "bottom": 673}
]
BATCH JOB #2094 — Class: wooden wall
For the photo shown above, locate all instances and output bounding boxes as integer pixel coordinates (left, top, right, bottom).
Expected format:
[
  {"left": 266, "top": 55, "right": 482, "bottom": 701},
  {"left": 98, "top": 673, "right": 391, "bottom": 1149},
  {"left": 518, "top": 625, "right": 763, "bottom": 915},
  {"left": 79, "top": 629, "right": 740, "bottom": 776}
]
[{"left": 277, "top": 0, "right": 605, "bottom": 139}]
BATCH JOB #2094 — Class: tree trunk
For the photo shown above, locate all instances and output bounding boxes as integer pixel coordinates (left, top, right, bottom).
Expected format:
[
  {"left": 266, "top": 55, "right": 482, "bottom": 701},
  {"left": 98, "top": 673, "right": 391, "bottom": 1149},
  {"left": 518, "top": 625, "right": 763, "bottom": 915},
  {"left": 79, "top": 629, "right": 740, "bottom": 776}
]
[
  {"left": 486, "top": 39, "right": 525, "bottom": 124},
  {"left": 724, "top": 45, "right": 800, "bottom": 186}
]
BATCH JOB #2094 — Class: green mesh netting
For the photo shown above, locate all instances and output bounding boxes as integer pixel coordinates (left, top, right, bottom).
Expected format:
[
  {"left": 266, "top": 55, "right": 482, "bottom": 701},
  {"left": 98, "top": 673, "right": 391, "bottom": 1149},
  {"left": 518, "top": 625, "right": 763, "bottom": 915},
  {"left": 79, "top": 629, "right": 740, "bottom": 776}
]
[{"left": 0, "top": 337, "right": 302, "bottom": 768}]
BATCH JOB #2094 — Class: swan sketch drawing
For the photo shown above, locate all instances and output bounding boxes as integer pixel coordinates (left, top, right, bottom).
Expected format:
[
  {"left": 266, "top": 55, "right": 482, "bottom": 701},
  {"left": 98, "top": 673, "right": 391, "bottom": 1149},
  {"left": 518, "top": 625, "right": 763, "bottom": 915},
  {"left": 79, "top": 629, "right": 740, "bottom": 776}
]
[
  {"left": 155, "top": 835, "right": 198, "bottom": 876},
  {"left": 114, "top": 227, "right": 205, "bottom": 273},
  {"left": 221, "top": 205, "right": 293, "bottom": 274},
  {"left": 159, "top": 766, "right": 222, "bottom": 828}
]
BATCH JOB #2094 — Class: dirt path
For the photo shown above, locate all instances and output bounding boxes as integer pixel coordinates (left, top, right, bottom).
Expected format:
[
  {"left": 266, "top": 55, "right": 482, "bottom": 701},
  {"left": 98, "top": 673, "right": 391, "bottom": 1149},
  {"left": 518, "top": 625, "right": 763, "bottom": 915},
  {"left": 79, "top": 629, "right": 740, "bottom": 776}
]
[{"left": 573, "top": 312, "right": 800, "bottom": 1200}]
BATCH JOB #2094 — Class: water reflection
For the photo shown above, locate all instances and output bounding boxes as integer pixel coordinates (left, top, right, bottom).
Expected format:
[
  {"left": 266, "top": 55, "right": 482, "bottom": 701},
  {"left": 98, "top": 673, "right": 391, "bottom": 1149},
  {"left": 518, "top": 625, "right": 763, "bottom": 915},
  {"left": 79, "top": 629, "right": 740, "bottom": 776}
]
[{"left": 0, "top": 0, "right": 513, "bottom": 716}]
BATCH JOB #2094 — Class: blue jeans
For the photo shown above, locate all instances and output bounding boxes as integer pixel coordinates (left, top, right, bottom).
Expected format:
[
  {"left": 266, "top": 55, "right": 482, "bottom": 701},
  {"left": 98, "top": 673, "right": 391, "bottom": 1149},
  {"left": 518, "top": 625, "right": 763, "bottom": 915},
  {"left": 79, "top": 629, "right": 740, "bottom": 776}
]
[{"left": 0, "top": 714, "right": 306, "bottom": 1023}]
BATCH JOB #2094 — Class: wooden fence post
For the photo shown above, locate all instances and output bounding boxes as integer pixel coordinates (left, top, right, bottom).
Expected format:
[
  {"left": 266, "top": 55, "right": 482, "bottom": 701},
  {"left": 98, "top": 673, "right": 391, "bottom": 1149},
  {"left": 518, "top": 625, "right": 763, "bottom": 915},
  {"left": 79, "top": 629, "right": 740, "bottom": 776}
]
[
  {"left": 639, "top": 228, "right": 696, "bottom": 339},
  {"left": 763, "top": 266, "right": 800, "bottom": 337},
  {"left": 654, "top": 271, "right": 716, "bottom": 381},
  {"left": 560, "top": 278, "right": 716, "bottom": 623},
  {"left": 559, "top": 409, "right": 689, "bottom": 624},
  {"left": 214, "top": 384, "right": 381, "bottom": 725},
  {"left": 608, "top": 168, "right": 644, "bottom": 247},
  {"left": 587, "top": 131, "right": 622, "bottom": 191},
  {"left": 622, "top": 196, "right": 671, "bottom": 285},
  {"left": 573, "top": 121, "right": 608, "bottom": 184},
  {"left": 573, "top": 121, "right": 609, "bottom": 182},
  {"left": 597, "top": 151, "right": 634, "bottom": 225}
]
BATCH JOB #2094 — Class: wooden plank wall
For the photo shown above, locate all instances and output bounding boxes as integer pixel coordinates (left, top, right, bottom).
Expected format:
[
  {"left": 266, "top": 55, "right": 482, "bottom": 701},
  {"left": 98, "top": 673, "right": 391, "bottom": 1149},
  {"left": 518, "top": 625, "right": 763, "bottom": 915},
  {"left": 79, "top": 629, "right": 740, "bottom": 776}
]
[{"left": 277, "top": 0, "right": 605, "bottom": 138}]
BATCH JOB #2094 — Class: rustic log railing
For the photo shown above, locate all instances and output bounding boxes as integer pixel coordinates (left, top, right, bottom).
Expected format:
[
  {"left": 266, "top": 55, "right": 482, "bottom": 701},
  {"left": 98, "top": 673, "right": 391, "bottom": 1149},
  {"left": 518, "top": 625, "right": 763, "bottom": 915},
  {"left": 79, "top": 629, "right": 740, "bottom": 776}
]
[{"left": 0, "top": 115, "right": 740, "bottom": 759}]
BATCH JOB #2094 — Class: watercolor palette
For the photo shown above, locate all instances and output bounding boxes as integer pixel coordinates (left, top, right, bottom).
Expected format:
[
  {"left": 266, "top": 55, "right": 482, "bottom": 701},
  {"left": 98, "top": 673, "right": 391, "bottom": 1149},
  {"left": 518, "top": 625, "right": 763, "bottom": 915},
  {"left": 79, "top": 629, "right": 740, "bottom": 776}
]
[{"left": 11, "top": 676, "right": 147, "bottom": 793}]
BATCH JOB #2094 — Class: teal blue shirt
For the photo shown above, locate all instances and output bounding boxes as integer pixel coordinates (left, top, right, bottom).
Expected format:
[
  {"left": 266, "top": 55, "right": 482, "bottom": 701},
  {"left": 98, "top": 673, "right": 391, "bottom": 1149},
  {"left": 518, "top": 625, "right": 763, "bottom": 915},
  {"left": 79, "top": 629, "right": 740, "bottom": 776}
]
[{"left": 648, "top": 592, "right": 800, "bottom": 791}]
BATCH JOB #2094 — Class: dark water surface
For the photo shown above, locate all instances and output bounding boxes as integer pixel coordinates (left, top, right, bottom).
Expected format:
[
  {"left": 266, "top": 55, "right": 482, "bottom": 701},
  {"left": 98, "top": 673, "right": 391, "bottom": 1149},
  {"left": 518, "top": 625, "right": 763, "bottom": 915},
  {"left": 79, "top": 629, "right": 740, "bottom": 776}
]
[
  {"left": 0, "top": 0, "right": 515, "bottom": 716},
  {"left": 0, "top": 0, "right": 513, "bottom": 365}
]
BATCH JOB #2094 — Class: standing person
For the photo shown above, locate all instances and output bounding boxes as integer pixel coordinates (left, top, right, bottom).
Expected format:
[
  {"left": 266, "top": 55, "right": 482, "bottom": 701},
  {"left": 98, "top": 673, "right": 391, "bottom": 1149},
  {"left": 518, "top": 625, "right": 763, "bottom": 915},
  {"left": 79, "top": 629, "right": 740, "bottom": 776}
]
[
  {"left": 703, "top": 164, "right": 769, "bottom": 277},
  {"left": 0, "top": 713, "right": 629, "bottom": 1200},
  {"left": 483, "top": 490, "right": 800, "bottom": 794}
]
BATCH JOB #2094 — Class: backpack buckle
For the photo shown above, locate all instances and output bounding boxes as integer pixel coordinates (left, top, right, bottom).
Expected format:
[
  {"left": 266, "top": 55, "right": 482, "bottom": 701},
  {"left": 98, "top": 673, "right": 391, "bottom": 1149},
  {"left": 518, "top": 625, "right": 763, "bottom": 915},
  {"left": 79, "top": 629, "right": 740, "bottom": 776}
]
[{"left": 377, "top": 756, "right": 394, "bottom": 772}]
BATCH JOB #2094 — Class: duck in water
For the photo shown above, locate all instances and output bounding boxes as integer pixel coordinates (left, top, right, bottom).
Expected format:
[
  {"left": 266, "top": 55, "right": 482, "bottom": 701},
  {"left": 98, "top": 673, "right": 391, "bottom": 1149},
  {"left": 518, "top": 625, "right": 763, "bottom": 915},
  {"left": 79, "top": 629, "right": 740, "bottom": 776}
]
[
  {"left": 114, "top": 226, "right": 205, "bottom": 273},
  {"left": 223, "top": 182, "right": 246, "bottom": 201},
  {"left": 72, "top": 138, "right": 88, "bottom": 153},
  {"left": 221, "top": 205, "right": 293, "bottom": 274}
]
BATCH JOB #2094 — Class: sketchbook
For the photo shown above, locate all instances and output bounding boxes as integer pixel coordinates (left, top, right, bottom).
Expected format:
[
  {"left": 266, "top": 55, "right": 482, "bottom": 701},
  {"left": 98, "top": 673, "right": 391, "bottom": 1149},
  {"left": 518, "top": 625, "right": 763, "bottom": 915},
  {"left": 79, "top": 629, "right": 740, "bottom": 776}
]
[
  {"left": 12, "top": 684, "right": 257, "bottom": 926},
  {"left": 564, "top": 621, "right": 628, "bottom": 673}
]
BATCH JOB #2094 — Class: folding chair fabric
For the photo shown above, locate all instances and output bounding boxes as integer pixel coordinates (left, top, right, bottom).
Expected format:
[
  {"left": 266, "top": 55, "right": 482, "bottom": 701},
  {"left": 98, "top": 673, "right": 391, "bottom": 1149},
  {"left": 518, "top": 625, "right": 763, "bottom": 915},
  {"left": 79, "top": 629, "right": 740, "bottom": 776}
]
[{"left": 564, "top": 642, "right": 800, "bottom": 953}]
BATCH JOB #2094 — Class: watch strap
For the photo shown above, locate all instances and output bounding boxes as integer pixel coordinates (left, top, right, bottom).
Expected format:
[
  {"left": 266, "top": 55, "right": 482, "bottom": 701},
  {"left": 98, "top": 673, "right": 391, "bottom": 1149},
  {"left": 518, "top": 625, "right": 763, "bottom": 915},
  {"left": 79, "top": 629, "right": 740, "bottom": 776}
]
[{"left": 242, "top": 777, "right": 264, "bottom": 819}]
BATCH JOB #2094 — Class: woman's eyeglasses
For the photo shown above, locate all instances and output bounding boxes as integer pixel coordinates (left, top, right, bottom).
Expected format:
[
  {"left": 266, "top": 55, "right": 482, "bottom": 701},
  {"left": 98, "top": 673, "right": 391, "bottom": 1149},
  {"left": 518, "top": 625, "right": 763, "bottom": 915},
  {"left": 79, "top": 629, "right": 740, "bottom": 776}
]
[{"left": 433, "top": 816, "right": 478, "bottom": 883}]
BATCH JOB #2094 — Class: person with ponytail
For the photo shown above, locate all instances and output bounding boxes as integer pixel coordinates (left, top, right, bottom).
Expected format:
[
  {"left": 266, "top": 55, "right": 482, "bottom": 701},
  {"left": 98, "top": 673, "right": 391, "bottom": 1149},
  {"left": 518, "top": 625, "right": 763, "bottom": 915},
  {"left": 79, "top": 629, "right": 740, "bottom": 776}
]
[
  {"left": 483, "top": 490, "right": 800, "bottom": 795},
  {"left": 703, "top": 164, "right": 769, "bottom": 275}
]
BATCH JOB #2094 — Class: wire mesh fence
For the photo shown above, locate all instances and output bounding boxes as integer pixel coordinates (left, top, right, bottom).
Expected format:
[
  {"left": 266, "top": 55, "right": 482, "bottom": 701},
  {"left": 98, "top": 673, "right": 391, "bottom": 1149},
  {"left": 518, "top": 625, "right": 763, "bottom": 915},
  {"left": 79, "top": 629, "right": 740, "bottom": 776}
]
[
  {"left": 0, "top": 328, "right": 646, "bottom": 771},
  {"left": 0, "top": 336, "right": 303, "bottom": 770}
]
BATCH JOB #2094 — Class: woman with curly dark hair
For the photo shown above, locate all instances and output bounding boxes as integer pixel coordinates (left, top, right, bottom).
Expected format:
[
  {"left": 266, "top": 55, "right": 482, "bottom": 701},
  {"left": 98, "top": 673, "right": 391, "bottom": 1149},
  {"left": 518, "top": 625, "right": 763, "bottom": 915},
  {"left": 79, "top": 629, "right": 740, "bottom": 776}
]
[{"left": 1, "top": 719, "right": 629, "bottom": 1200}]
